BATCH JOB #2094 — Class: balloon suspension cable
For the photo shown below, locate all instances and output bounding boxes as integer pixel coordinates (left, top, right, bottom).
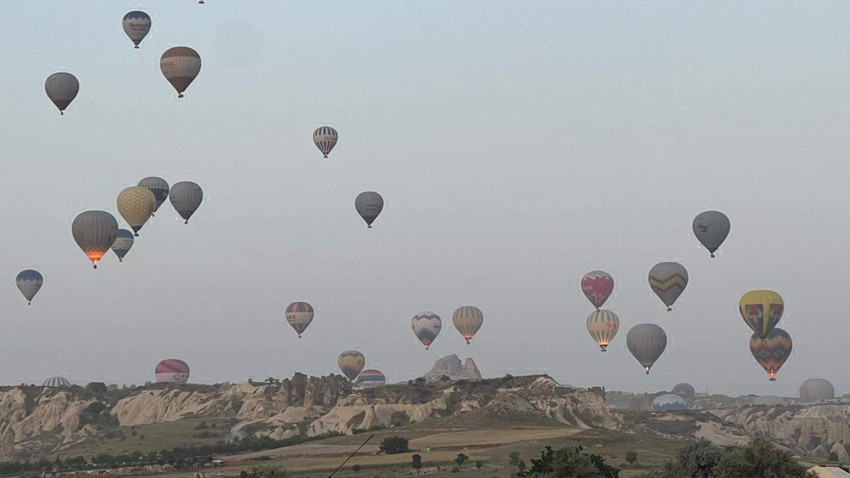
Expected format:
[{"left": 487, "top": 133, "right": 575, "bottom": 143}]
[{"left": 327, "top": 434, "right": 373, "bottom": 478}]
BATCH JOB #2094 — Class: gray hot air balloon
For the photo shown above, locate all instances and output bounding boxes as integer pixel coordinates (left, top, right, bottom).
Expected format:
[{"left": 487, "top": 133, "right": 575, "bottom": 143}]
[
  {"left": 169, "top": 181, "right": 203, "bottom": 224},
  {"left": 16, "top": 270, "right": 43, "bottom": 305},
  {"left": 111, "top": 229, "right": 135, "bottom": 262},
  {"left": 45, "top": 72, "right": 79, "bottom": 115},
  {"left": 692, "top": 211, "right": 731, "bottom": 258},
  {"left": 355, "top": 191, "right": 384, "bottom": 228},
  {"left": 138, "top": 177, "right": 170, "bottom": 215},
  {"left": 72, "top": 211, "right": 119, "bottom": 269},
  {"left": 648, "top": 262, "right": 688, "bottom": 311},
  {"left": 626, "top": 323, "right": 667, "bottom": 374}
]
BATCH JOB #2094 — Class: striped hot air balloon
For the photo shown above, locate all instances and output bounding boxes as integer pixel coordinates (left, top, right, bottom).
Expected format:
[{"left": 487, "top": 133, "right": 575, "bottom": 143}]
[
  {"left": 155, "top": 359, "right": 190, "bottom": 384},
  {"left": 16, "top": 270, "right": 43, "bottom": 305},
  {"left": 169, "top": 181, "right": 203, "bottom": 224},
  {"left": 750, "top": 328, "right": 792, "bottom": 382},
  {"left": 42, "top": 377, "right": 71, "bottom": 388},
  {"left": 739, "top": 290, "right": 784, "bottom": 339},
  {"left": 117, "top": 187, "right": 156, "bottom": 236},
  {"left": 72, "top": 211, "right": 119, "bottom": 269},
  {"left": 338, "top": 350, "right": 366, "bottom": 381},
  {"left": 586, "top": 309, "right": 619, "bottom": 352},
  {"left": 412, "top": 312, "right": 442, "bottom": 350},
  {"left": 355, "top": 369, "right": 385, "bottom": 387},
  {"left": 452, "top": 306, "right": 483, "bottom": 344},
  {"left": 648, "top": 262, "right": 688, "bottom": 311},
  {"left": 285, "top": 302, "right": 314, "bottom": 338},
  {"left": 45, "top": 72, "right": 79, "bottom": 115},
  {"left": 111, "top": 229, "right": 134, "bottom": 262},
  {"left": 581, "top": 271, "right": 614, "bottom": 309},
  {"left": 160, "top": 47, "right": 201, "bottom": 98},
  {"left": 313, "top": 126, "right": 338, "bottom": 158}
]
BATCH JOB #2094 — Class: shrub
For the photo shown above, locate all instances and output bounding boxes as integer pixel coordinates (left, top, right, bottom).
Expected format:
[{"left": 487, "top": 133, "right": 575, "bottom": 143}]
[
  {"left": 379, "top": 436, "right": 409, "bottom": 454},
  {"left": 412, "top": 454, "right": 422, "bottom": 470},
  {"left": 455, "top": 453, "right": 469, "bottom": 468},
  {"left": 352, "top": 464, "right": 361, "bottom": 473},
  {"left": 475, "top": 461, "right": 483, "bottom": 469},
  {"left": 625, "top": 451, "right": 638, "bottom": 465}
]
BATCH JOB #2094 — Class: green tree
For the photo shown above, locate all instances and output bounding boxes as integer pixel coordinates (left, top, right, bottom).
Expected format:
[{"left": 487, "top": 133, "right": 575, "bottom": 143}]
[
  {"left": 379, "top": 436, "right": 409, "bottom": 455},
  {"left": 412, "top": 454, "right": 423, "bottom": 471},
  {"left": 475, "top": 461, "right": 483, "bottom": 469},
  {"left": 519, "top": 445, "right": 619, "bottom": 477},
  {"left": 455, "top": 453, "right": 469, "bottom": 468},
  {"left": 86, "top": 382, "right": 108, "bottom": 395},
  {"left": 246, "top": 465, "right": 287, "bottom": 478},
  {"left": 715, "top": 436, "right": 811, "bottom": 478},
  {"left": 510, "top": 452, "right": 523, "bottom": 467},
  {"left": 352, "top": 464, "right": 361, "bottom": 473},
  {"left": 625, "top": 452, "right": 638, "bottom": 465}
]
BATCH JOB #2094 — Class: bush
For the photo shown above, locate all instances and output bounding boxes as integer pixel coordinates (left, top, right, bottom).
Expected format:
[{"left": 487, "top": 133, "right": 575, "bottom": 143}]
[
  {"left": 246, "top": 465, "right": 287, "bottom": 478},
  {"left": 412, "top": 454, "right": 422, "bottom": 470},
  {"left": 625, "top": 451, "right": 638, "bottom": 465},
  {"left": 352, "top": 464, "right": 361, "bottom": 473},
  {"left": 450, "top": 466, "right": 460, "bottom": 473},
  {"left": 475, "top": 461, "right": 483, "bottom": 469},
  {"left": 519, "top": 445, "right": 619, "bottom": 478},
  {"left": 455, "top": 453, "right": 468, "bottom": 468},
  {"left": 379, "top": 436, "right": 409, "bottom": 455}
]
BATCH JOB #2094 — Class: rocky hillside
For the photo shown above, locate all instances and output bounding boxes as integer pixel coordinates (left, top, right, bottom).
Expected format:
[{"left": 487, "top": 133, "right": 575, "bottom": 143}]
[
  {"left": 422, "top": 354, "right": 482, "bottom": 382},
  {"left": 0, "top": 374, "right": 613, "bottom": 460}
]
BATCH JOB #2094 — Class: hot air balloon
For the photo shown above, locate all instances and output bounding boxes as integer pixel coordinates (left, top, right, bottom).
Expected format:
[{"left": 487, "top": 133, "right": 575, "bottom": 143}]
[
  {"left": 138, "top": 177, "right": 170, "bottom": 215},
  {"left": 692, "top": 211, "right": 730, "bottom": 258},
  {"left": 453, "top": 306, "right": 483, "bottom": 344},
  {"left": 799, "top": 379, "right": 834, "bottom": 402},
  {"left": 111, "top": 229, "right": 134, "bottom": 262},
  {"left": 122, "top": 11, "right": 151, "bottom": 49},
  {"left": 627, "top": 323, "right": 667, "bottom": 374},
  {"left": 285, "top": 302, "right": 314, "bottom": 338},
  {"left": 72, "top": 211, "right": 119, "bottom": 268},
  {"left": 750, "top": 328, "right": 792, "bottom": 381},
  {"left": 412, "top": 312, "right": 442, "bottom": 350},
  {"left": 355, "top": 191, "right": 383, "bottom": 228},
  {"left": 338, "top": 350, "right": 366, "bottom": 381},
  {"left": 169, "top": 181, "right": 203, "bottom": 224},
  {"left": 648, "top": 262, "right": 688, "bottom": 311},
  {"left": 45, "top": 72, "right": 79, "bottom": 115},
  {"left": 155, "top": 359, "right": 190, "bottom": 383},
  {"left": 355, "top": 369, "right": 386, "bottom": 387},
  {"left": 672, "top": 383, "right": 696, "bottom": 398},
  {"left": 16, "top": 270, "right": 43, "bottom": 305},
  {"left": 313, "top": 126, "right": 338, "bottom": 158},
  {"left": 739, "top": 290, "right": 784, "bottom": 339},
  {"left": 586, "top": 309, "right": 619, "bottom": 352},
  {"left": 581, "top": 271, "right": 614, "bottom": 309},
  {"left": 160, "top": 47, "right": 201, "bottom": 98},
  {"left": 117, "top": 187, "right": 156, "bottom": 236},
  {"left": 652, "top": 394, "right": 687, "bottom": 411},
  {"left": 43, "top": 377, "right": 71, "bottom": 388}
]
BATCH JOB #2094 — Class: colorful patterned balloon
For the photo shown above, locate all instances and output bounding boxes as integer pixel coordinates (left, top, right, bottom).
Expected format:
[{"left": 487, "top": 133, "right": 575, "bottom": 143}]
[
  {"left": 581, "top": 271, "right": 614, "bottom": 309},
  {"left": 412, "top": 312, "right": 442, "bottom": 350},
  {"left": 586, "top": 309, "right": 619, "bottom": 352},
  {"left": 16, "top": 270, "right": 43, "bottom": 305},
  {"left": 749, "top": 328, "right": 792, "bottom": 381},
  {"left": 452, "top": 306, "right": 483, "bottom": 344},
  {"left": 155, "top": 359, "right": 190, "bottom": 384},
  {"left": 739, "top": 290, "right": 784, "bottom": 339},
  {"left": 648, "top": 262, "right": 688, "bottom": 311},
  {"left": 338, "top": 350, "right": 366, "bottom": 381},
  {"left": 285, "top": 302, "right": 314, "bottom": 338}
]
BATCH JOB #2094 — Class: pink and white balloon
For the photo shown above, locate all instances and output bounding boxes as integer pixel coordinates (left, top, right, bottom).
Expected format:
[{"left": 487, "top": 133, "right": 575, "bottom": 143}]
[{"left": 581, "top": 271, "right": 614, "bottom": 309}]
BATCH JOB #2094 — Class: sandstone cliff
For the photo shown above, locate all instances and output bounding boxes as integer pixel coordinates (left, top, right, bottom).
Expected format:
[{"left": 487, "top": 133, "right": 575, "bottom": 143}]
[{"left": 422, "top": 354, "right": 482, "bottom": 382}]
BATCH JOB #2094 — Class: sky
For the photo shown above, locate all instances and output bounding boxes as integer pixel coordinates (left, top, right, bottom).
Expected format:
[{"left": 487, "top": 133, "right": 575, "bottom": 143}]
[{"left": 0, "top": 1, "right": 848, "bottom": 397}]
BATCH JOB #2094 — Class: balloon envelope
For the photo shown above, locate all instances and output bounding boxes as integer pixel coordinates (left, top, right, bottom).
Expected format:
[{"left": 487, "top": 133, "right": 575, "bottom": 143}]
[
  {"left": 117, "top": 187, "right": 156, "bottom": 235},
  {"left": 452, "top": 306, "right": 483, "bottom": 344},
  {"left": 412, "top": 312, "right": 442, "bottom": 349},
  {"left": 693, "top": 211, "right": 731, "bottom": 258},
  {"left": 627, "top": 323, "right": 667, "bottom": 374},
  {"left": 648, "top": 262, "right": 688, "bottom": 311},
  {"left": 111, "top": 229, "right": 135, "bottom": 262},
  {"left": 160, "top": 47, "right": 201, "bottom": 98},
  {"left": 581, "top": 271, "right": 614, "bottom": 309},
  {"left": 72, "top": 211, "right": 119, "bottom": 268},
  {"left": 122, "top": 11, "right": 151, "bottom": 48},
  {"left": 285, "top": 302, "right": 314, "bottom": 338},
  {"left": 16, "top": 270, "right": 43, "bottom": 304},
  {"left": 355, "top": 369, "right": 386, "bottom": 387},
  {"left": 799, "top": 378, "right": 834, "bottom": 402},
  {"left": 45, "top": 72, "right": 79, "bottom": 114},
  {"left": 586, "top": 309, "right": 619, "bottom": 351},
  {"left": 138, "top": 177, "right": 170, "bottom": 213},
  {"left": 338, "top": 350, "right": 366, "bottom": 381},
  {"left": 169, "top": 181, "right": 203, "bottom": 224},
  {"left": 739, "top": 290, "right": 784, "bottom": 339},
  {"left": 155, "top": 359, "right": 190, "bottom": 384},
  {"left": 750, "top": 328, "right": 792, "bottom": 381},
  {"left": 313, "top": 126, "right": 338, "bottom": 158},
  {"left": 355, "top": 191, "right": 384, "bottom": 228}
]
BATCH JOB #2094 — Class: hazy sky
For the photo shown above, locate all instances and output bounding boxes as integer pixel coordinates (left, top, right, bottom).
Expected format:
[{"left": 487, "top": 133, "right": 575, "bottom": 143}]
[{"left": 1, "top": 1, "right": 848, "bottom": 397}]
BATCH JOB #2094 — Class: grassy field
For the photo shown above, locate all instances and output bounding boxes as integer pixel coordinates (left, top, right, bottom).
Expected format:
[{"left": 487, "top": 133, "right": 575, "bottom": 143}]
[
  {"left": 60, "top": 418, "right": 233, "bottom": 457},
  {"left": 147, "top": 424, "right": 684, "bottom": 478}
]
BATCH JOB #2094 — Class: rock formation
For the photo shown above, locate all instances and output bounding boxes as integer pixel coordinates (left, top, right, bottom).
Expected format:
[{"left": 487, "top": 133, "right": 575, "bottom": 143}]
[{"left": 422, "top": 354, "right": 482, "bottom": 382}]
